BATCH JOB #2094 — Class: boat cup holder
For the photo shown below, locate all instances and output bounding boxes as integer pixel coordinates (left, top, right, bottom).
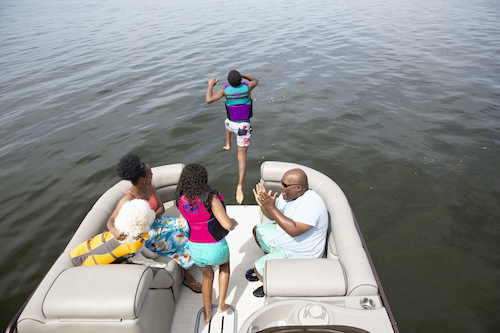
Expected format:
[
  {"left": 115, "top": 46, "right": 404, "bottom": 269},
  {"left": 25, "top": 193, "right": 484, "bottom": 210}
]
[
  {"left": 297, "top": 303, "right": 330, "bottom": 325},
  {"left": 360, "top": 298, "right": 376, "bottom": 310},
  {"left": 304, "top": 303, "right": 326, "bottom": 319}
]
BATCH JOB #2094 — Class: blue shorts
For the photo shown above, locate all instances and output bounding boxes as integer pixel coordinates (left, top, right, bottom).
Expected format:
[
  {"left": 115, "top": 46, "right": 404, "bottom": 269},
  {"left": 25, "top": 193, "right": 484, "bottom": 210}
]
[
  {"left": 188, "top": 240, "right": 229, "bottom": 267},
  {"left": 254, "top": 222, "right": 295, "bottom": 276}
]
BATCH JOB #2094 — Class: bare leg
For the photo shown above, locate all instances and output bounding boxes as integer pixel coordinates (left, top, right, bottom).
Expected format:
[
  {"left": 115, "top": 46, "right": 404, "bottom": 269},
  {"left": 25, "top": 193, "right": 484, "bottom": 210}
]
[
  {"left": 236, "top": 146, "right": 247, "bottom": 204},
  {"left": 184, "top": 267, "right": 196, "bottom": 283},
  {"left": 252, "top": 225, "right": 259, "bottom": 247},
  {"left": 223, "top": 128, "right": 231, "bottom": 150},
  {"left": 199, "top": 265, "right": 215, "bottom": 323},
  {"left": 254, "top": 265, "right": 264, "bottom": 282},
  {"left": 217, "top": 261, "right": 231, "bottom": 313}
]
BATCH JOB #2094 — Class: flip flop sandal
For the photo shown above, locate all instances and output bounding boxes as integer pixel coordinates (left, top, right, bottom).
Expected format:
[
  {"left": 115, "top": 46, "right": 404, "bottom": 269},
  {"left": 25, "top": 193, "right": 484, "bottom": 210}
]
[
  {"left": 183, "top": 280, "right": 202, "bottom": 293},
  {"left": 245, "top": 268, "right": 259, "bottom": 282},
  {"left": 253, "top": 285, "right": 265, "bottom": 297}
]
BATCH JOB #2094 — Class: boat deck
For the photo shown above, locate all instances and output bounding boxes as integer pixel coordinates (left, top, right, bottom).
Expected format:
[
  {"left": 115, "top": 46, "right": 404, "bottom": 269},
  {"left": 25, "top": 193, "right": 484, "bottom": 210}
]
[{"left": 171, "top": 205, "right": 265, "bottom": 333}]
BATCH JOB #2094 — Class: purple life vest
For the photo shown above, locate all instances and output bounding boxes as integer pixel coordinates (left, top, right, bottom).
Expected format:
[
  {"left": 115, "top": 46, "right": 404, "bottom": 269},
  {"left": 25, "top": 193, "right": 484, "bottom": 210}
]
[{"left": 224, "top": 82, "right": 253, "bottom": 121}]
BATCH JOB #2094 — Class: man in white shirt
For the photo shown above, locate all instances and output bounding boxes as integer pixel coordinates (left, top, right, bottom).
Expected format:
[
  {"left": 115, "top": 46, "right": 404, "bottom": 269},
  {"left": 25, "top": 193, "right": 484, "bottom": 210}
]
[{"left": 249, "top": 168, "right": 329, "bottom": 297}]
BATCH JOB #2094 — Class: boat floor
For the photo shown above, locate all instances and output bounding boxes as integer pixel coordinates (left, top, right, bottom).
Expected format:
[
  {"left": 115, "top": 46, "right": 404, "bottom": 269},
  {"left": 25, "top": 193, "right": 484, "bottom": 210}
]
[{"left": 171, "top": 205, "right": 266, "bottom": 333}]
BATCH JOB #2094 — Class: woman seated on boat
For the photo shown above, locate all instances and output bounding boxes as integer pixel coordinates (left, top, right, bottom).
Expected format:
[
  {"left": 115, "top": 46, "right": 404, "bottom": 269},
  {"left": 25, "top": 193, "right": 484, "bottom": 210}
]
[
  {"left": 175, "top": 163, "right": 238, "bottom": 323},
  {"left": 107, "top": 152, "right": 202, "bottom": 293}
]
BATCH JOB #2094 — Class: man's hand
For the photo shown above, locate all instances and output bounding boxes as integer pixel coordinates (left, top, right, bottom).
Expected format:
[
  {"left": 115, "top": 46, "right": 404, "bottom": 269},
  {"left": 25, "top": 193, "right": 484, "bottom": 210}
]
[{"left": 253, "top": 183, "right": 276, "bottom": 209}]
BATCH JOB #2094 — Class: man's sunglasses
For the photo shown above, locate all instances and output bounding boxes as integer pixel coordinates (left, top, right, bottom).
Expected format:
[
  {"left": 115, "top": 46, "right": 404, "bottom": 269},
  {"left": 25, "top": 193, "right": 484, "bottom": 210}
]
[{"left": 281, "top": 182, "right": 305, "bottom": 188}]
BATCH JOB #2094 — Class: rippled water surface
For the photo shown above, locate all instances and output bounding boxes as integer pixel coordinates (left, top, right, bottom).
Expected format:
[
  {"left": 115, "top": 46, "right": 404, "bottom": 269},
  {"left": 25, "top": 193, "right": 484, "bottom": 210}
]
[{"left": 1, "top": 0, "right": 499, "bottom": 331}]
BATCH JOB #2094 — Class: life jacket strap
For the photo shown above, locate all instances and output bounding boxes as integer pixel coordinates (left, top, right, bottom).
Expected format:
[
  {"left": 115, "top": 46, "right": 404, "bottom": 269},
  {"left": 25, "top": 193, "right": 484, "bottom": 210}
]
[{"left": 224, "top": 93, "right": 249, "bottom": 100}]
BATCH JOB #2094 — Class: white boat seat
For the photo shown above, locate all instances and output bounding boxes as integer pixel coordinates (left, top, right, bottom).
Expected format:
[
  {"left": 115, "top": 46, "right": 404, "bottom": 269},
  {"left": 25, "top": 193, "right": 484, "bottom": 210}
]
[
  {"left": 264, "top": 259, "right": 346, "bottom": 297},
  {"left": 43, "top": 265, "right": 155, "bottom": 320},
  {"left": 260, "top": 161, "right": 378, "bottom": 300},
  {"left": 15, "top": 164, "right": 185, "bottom": 333}
]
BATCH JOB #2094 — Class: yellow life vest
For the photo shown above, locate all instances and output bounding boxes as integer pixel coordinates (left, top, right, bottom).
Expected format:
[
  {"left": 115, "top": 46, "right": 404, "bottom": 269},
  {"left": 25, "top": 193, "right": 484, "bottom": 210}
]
[{"left": 70, "top": 231, "right": 148, "bottom": 266}]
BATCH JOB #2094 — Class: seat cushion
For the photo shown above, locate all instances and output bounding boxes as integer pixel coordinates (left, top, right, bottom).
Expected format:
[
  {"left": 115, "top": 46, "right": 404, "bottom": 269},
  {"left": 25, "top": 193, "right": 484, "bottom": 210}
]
[
  {"left": 43, "top": 265, "right": 153, "bottom": 320},
  {"left": 265, "top": 258, "right": 346, "bottom": 297}
]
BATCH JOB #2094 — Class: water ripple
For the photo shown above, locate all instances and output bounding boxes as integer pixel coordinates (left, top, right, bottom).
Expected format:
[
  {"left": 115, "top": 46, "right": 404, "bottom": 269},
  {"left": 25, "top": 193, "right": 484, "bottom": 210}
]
[{"left": 1, "top": 0, "right": 500, "bottom": 331}]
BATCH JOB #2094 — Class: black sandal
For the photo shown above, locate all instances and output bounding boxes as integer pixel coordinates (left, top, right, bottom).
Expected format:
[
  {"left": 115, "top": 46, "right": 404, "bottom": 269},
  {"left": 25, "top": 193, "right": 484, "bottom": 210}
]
[
  {"left": 245, "top": 268, "right": 259, "bottom": 282},
  {"left": 253, "top": 285, "right": 265, "bottom": 297}
]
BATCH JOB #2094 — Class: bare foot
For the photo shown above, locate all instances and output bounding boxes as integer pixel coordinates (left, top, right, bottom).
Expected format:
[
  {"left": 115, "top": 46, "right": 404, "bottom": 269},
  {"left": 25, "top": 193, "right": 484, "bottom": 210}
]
[
  {"left": 204, "top": 308, "right": 212, "bottom": 323},
  {"left": 218, "top": 304, "right": 231, "bottom": 313},
  {"left": 223, "top": 145, "right": 231, "bottom": 150},
  {"left": 236, "top": 185, "right": 244, "bottom": 204}
]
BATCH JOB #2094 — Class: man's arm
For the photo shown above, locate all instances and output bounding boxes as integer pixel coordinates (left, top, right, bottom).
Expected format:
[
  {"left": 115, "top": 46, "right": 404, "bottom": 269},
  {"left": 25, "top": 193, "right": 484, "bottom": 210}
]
[
  {"left": 254, "top": 183, "right": 312, "bottom": 237},
  {"left": 206, "top": 78, "right": 225, "bottom": 103},
  {"left": 265, "top": 205, "right": 312, "bottom": 237},
  {"left": 242, "top": 74, "right": 259, "bottom": 90}
]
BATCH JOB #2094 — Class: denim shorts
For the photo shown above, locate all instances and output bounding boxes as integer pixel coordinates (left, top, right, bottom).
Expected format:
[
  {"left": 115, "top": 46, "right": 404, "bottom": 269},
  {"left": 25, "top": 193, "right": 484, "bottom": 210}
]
[{"left": 188, "top": 240, "right": 229, "bottom": 267}]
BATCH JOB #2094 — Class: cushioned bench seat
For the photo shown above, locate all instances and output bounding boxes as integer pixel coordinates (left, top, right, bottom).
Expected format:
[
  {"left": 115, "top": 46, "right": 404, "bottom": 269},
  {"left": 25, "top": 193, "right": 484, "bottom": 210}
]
[
  {"left": 43, "top": 265, "right": 157, "bottom": 320},
  {"left": 16, "top": 164, "right": 186, "bottom": 333},
  {"left": 259, "top": 161, "right": 378, "bottom": 301}
]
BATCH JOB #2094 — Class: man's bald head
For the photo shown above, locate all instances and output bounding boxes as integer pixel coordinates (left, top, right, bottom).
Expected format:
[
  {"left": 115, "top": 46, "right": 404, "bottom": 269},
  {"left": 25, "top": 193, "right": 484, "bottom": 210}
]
[{"left": 281, "top": 169, "right": 309, "bottom": 200}]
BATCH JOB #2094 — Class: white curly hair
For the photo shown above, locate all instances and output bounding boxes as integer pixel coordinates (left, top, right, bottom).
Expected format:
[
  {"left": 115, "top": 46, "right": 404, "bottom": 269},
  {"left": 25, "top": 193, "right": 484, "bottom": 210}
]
[{"left": 114, "top": 199, "right": 155, "bottom": 243}]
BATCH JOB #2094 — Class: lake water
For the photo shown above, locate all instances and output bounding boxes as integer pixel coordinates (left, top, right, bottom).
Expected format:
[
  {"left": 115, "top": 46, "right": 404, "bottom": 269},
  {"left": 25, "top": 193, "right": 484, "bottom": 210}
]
[{"left": 1, "top": 0, "right": 499, "bottom": 331}]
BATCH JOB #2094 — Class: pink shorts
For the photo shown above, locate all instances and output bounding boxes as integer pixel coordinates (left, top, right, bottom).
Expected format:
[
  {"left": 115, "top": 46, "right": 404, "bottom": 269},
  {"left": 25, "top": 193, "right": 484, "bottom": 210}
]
[{"left": 225, "top": 119, "right": 251, "bottom": 148}]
